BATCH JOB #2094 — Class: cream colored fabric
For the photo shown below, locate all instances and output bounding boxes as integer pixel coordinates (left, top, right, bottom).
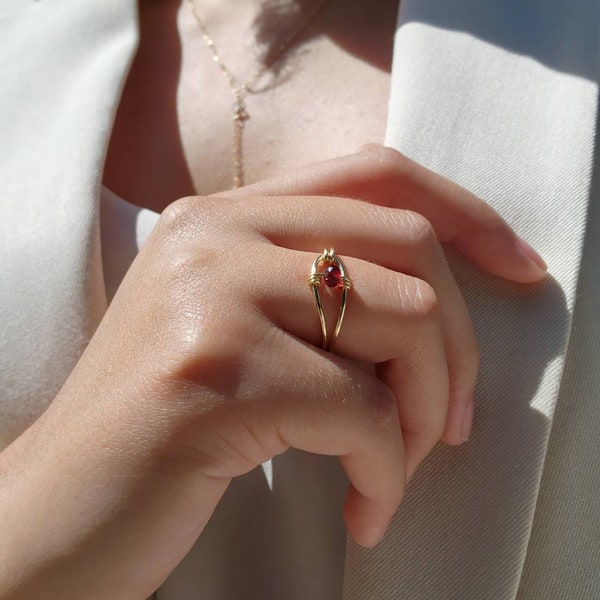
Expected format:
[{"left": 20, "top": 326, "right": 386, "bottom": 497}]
[
  {"left": 346, "top": 2, "right": 600, "bottom": 599},
  {"left": 0, "top": 1, "right": 598, "bottom": 599}
]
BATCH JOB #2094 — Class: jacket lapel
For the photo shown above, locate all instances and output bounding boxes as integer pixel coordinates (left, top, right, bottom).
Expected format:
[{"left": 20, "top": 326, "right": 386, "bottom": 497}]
[{"left": 343, "top": 1, "right": 599, "bottom": 598}]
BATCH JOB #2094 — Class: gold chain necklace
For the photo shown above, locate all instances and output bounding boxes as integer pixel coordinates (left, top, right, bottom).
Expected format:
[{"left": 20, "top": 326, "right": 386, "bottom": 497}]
[{"left": 185, "top": 0, "right": 333, "bottom": 189}]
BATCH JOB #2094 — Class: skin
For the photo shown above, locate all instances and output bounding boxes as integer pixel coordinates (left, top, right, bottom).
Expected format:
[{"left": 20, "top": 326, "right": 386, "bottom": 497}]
[
  {"left": 0, "top": 147, "right": 547, "bottom": 599},
  {"left": 103, "top": 0, "right": 397, "bottom": 206}
]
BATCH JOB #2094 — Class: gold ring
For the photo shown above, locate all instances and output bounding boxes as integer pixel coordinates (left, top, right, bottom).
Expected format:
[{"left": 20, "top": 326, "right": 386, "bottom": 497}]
[{"left": 307, "top": 248, "right": 352, "bottom": 352}]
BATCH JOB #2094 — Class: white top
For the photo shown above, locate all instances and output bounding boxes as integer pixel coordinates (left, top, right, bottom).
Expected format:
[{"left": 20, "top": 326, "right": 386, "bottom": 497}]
[
  {"left": 100, "top": 185, "right": 159, "bottom": 304},
  {"left": 1, "top": 1, "right": 599, "bottom": 598}
]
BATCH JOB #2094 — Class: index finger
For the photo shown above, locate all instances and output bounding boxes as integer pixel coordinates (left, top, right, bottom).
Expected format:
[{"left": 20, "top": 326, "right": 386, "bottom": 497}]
[{"left": 220, "top": 145, "right": 547, "bottom": 283}]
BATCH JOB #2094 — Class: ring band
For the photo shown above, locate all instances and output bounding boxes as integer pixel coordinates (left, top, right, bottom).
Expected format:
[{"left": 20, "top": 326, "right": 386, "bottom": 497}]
[{"left": 307, "top": 248, "right": 352, "bottom": 352}]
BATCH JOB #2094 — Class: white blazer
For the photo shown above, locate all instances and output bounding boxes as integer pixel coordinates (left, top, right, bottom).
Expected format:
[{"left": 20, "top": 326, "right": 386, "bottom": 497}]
[{"left": 1, "top": 1, "right": 598, "bottom": 598}]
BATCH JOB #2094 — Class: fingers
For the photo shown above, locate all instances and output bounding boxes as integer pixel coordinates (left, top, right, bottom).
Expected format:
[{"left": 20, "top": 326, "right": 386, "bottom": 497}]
[
  {"left": 164, "top": 268, "right": 410, "bottom": 548},
  {"left": 219, "top": 144, "right": 548, "bottom": 283},
  {"left": 229, "top": 329, "right": 408, "bottom": 548},
  {"left": 253, "top": 246, "right": 450, "bottom": 481},
  {"left": 231, "top": 194, "right": 477, "bottom": 445}
]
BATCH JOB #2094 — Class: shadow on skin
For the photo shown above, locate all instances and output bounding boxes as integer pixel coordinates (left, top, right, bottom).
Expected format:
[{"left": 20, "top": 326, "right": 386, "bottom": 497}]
[
  {"left": 112, "top": 0, "right": 597, "bottom": 211},
  {"left": 255, "top": 0, "right": 598, "bottom": 81},
  {"left": 103, "top": 0, "right": 197, "bottom": 211},
  {"left": 252, "top": 0, "right": 398, "bottom": 79}
]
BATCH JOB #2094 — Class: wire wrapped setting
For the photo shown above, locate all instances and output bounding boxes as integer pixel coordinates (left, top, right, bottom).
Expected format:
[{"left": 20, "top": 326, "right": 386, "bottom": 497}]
[{"left": 307, "top": 248, "right": 351, "bottom": 352}]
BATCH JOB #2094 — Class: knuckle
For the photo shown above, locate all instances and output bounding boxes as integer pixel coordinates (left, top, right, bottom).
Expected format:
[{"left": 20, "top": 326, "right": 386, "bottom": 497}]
[
  {"left": 156, "top": 196, "right": 228, "bottom": 244},
  {"left": 391, "top": 273, "right": 440, "bottom": 322},
  {"left": 361, "top": 144, "right": 410, "bottom": 179},
  {"left": 408, "top": 278, "right": 440, "bottom": 321},
  {"left": 401, "top": 210, "right": 437, "bottom": 248},
  {"left": 159, "top": 196, "right": 201, "bottom": 232}
]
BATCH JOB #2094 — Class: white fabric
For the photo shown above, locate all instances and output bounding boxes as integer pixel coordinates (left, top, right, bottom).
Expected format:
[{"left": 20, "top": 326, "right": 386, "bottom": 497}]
[
  {"left": 100, "top": 186, "right": 158, "bottom": 303},
  {"left": 1, "top": 1, "right": 599, "bottom": 598}
]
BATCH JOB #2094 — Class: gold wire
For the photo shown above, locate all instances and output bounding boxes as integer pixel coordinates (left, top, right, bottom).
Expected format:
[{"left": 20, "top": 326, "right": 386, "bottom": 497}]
[
  {"left": 312, "top": 283, "right": 328, "bottom": 350},
  {"left": 308, "top": 248, "right": 351, "bottom": 352}
]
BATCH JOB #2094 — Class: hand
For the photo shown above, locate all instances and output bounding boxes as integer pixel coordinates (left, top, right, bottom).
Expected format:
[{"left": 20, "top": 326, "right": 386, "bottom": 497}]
[
  {"left": 0, "top": 146, "right": 546, "bottom": 599},
  {"left": 222, "top": 144, "right": 548, "bottom": 449}
]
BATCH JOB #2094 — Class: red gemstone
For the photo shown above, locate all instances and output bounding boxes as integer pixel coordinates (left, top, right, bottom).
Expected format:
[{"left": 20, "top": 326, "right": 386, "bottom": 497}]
[{"left": 323, "top": 265, "right": 342, "bottom": 287}]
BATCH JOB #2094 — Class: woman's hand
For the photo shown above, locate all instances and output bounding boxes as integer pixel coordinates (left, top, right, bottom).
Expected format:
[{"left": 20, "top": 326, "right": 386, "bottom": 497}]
[
  {"left": 0, "top": 146, "right": 546, "bottom": 600},
  {"left": 222, "top": 143, "right": 548, "bottom": 449}
]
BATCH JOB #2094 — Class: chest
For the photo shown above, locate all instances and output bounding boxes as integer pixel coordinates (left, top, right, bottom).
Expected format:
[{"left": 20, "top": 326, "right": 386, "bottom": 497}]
[{"left": 103, "top": 1, "right": 396, "bottom": 212}]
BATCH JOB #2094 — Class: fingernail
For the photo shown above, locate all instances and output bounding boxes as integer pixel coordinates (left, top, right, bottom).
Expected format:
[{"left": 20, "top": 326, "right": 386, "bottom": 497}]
[
  {"left": 461, "top": 400, "right": 474, "bottom": 442},
  {"left": 516, "top": 236, "right": 547, "bottom": 271}
]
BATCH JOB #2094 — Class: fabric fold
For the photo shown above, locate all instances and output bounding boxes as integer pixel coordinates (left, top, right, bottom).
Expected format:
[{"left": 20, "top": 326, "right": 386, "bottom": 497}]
[{"left": 343, "top": 2, "right": 598, "bottom": 599}]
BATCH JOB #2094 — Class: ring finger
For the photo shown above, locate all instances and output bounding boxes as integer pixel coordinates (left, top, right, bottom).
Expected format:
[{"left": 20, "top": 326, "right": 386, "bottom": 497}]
[
  {"left": 231, "top": 196, "right": 479, "bottom": 444},
  {"left": 254, "top": 243, "right": 450, "bottom": 483},
  {"left": 238, "top": 193, "right": 478, "bottom": 445}
]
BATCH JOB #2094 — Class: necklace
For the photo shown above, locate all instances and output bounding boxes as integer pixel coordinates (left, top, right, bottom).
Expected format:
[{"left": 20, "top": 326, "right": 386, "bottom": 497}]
[{"left": 185, "top": 0, "right": 333, "bottom": 189}]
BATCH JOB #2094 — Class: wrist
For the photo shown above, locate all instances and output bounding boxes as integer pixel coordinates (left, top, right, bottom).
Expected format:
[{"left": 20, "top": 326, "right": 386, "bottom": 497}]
[{"left": 0, "top": 393, "right": 230, "bottom": 600}]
